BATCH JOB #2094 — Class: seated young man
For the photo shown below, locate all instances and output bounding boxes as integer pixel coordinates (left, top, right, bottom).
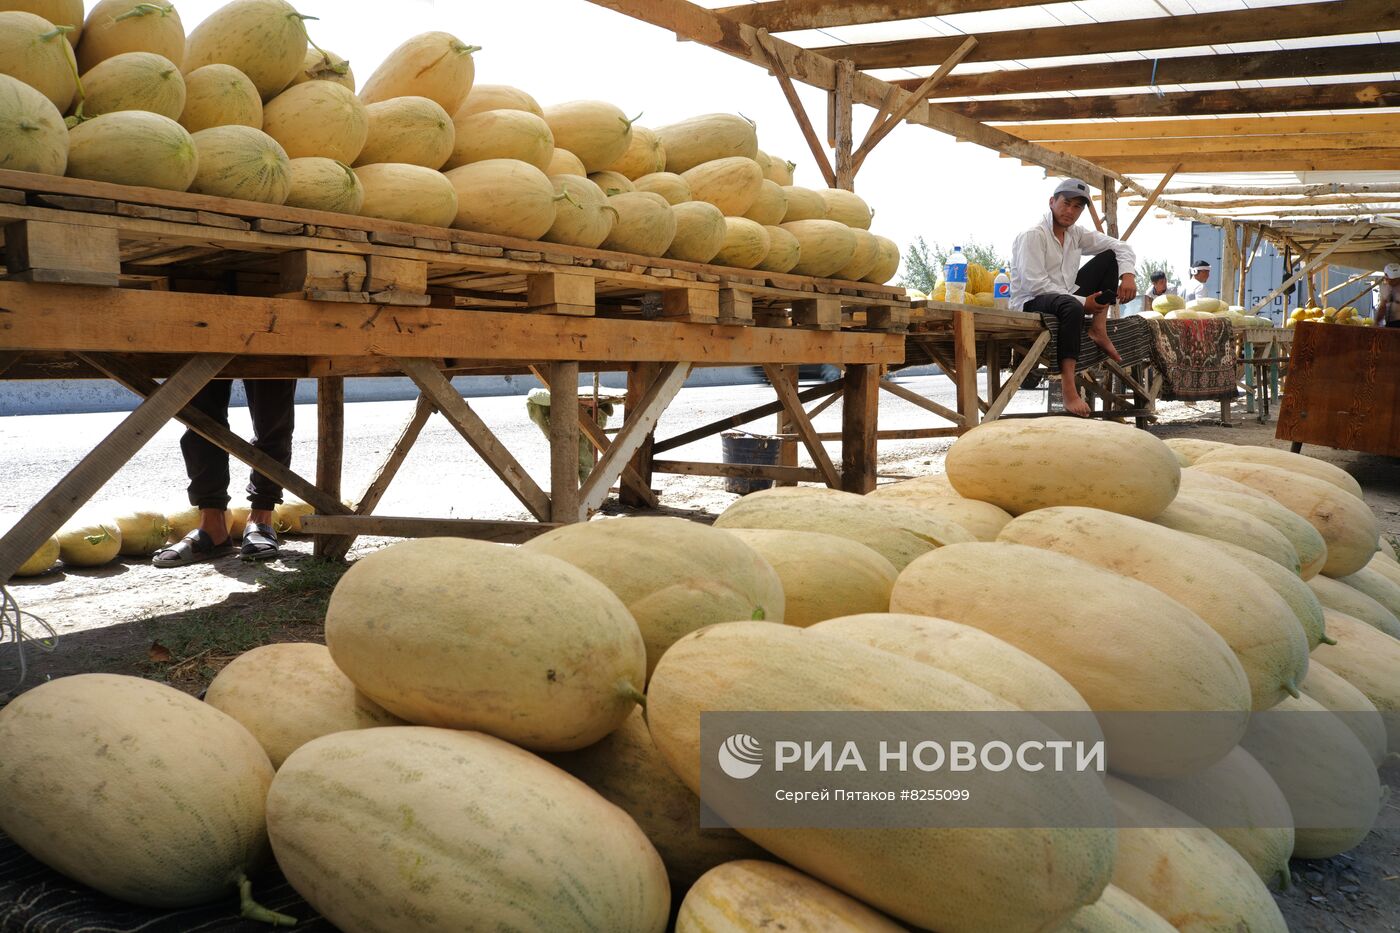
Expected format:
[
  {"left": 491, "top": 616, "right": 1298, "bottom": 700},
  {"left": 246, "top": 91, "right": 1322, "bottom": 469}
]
[{"left": 1011, "top": 178, "right": 1137, "bottom": 418}]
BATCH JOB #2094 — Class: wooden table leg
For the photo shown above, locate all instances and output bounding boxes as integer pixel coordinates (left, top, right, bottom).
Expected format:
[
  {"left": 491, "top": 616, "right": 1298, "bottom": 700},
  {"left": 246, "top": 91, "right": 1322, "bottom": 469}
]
[
  {"left": 953, "top": 309, "right": 979, "bottom": 430},
  {"left": 841, "top": 363, "right": 878, "bottom": 494},
  {"left": 549, "top": 361, "right": 581, "bottom": 523},
  {"left": 775, "top": 365, "right": 800, "bottom": 486},
  {"left": 313, "top": 376, "right": 345, "bottom": 558},
  {"left": 620, "top": 363, "right": 659, "bottom": 508}
]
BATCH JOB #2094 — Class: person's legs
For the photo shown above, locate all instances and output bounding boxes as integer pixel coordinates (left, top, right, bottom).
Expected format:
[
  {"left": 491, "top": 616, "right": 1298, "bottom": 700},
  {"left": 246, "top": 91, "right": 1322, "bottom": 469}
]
[
  {"left": 1074, "top": 250, "right": 1122, "bottom": 363},
  {"left": 242, "top": 379, "right": 296, "bottom": 540},
  {"left": 1025, "top": 294, "right": 1091, "bottom": 418},
  {"left": 180, "top": 379, "right": 234, "bottom": 543}
]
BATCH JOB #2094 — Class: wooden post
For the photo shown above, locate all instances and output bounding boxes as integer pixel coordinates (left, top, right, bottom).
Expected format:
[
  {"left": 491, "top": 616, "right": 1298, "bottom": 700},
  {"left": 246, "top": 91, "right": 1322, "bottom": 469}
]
[
  {"left": 841, "top": 364, "right": 878, "bottom": 494},
  {"left": 834, "top": 58, "right": 856, "bottom": 190},
  {"left": 953, "top": 309, "right": 980, "bottom": 429},
  {"left": 313, "top": 376, "right": 345, "bottom": 558},
  {"left": 1102, "top": 178, "right": 1120, "bottom": 318},
  {"left": 775, "top": 365, "right": 800, "bottom": 486},
  {"left": 620, "top": 363, "right": 659, "bottom": 508},
  {"left": 548, "top": 361, "right": 581, "bottom": 523},
  {"left": 1219, "top": 219, "right": 1238, "bottom": 311}
]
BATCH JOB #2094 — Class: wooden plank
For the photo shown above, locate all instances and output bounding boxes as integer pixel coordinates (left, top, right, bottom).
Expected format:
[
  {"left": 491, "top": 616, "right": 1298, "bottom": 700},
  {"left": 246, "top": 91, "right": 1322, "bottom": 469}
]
[
  {"left": 280, "top": 250, "right": 366, "bottom": 292},
  {"left": 819, "top": 426, "right": 961, "bottom": 441},
  {"left": 715, "top": 0, "right": 1040, "bottom": 31},
  {"left": 652, "top": 379, "right": 843, "bottom": 455},
  {"left": 660, "top": 285, "right": 720, "bottom": 323},
  {"left": 985, "top": 330, "right": 1051, "bottom": 421},
  {"left": 764, "top": 364, "right": 841, "bottom": 488},
  {"left": 301, "top": 515, "right": 561, "bottom": 544},
  {"left": 313, "top": 376, "right": 345, "bottom": 558},
  {"left": 527, "top": 271, "right": 596, "bottom": 316},
  {"left": 396, "top": 356, "right": 553, "bottom": 522},
  {"left": 548, "top": 361, "right": 581, "bottom": 523},
  {"left": 364, "top": 256, "right": 427, "bottom": 294},
  {"left": 3, "top": 220, "right": 119, "bottom": 286},
  {"left": 620, "top": 363, "right": 660, "bottom": 508},
  {"left": 1122, "top": 167, "right": 1182, "bottom": 242},
  {"left": 754, "top": 29, "right": 838, "bottom": 190},
  {"left": 1011, "top": 113, "right": 1400, "bottom": 143},
  {"left": 652, "top": 459, "right": 825, "bottom": 483},
  {"left": 833, "top": 58, "right": 855, "bottom": 190},
  {"left": 952, "top": 308, "right": 980, "bottom": 429},
  {"left": 852, "top": 36, "right": 976, "bottom": 173},
  {"left": 578, "top": 362, "right": 691, "bottom": 517},
  {"left": 878, "top": 377, "right": 964, "bottom": 425},
  {"left": 1053, "top": 132, "right": 1400, "bottom": 158},
  {"left": 1276, "top": 323, "right": 1399, "bottom": 457},
  {"left": 813, "top": 0, "right": 1400, "bottom": 69},
  {"left": 0, "top": 354, "right": 229, "bottom": 582},
  {"left": 719, "top": 288, "right": 754, "bottom": 325},
  {"left": 840, "top": 363, "right": 878, "bottom": 494},
  {"left": 792, "top": 297, "right": 843, "bottom": 331},
  {"left": 773, "top": 364, "right": 799, "bottom": 486}
]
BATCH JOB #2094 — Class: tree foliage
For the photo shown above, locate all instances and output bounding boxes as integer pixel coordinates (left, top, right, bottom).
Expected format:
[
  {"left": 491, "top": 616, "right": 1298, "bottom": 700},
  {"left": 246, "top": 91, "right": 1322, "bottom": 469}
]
[
  {"left": 900, "top": 236, "right": 1009, "bottom": 291},
  {"left": 1137, "top": 257, "right": 1180, "bottom": 290}
]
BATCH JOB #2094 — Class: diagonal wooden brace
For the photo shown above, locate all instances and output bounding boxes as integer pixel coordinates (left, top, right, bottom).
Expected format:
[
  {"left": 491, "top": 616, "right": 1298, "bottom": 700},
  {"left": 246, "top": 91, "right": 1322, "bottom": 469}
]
[
  {"left": 578, "top": 362, "right": 690, "bottom": 518},
  {"left": 764, "top": 364, "right": 841, "bottom": 487}
]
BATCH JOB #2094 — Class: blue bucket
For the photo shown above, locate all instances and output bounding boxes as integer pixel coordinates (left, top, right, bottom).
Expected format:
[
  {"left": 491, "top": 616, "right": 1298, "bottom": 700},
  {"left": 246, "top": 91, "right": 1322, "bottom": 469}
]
[{"left": 721, "top": 432, "right": 782, "bottom": 495}]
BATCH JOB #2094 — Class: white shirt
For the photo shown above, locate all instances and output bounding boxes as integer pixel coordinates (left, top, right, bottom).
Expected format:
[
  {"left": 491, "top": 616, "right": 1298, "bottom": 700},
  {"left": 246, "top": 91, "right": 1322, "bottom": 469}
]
[
  {"left": 1379, "top": 280, "right": 1399, "bottom": 323},
  {"left": 1009, "top": 211, "right": 1136, "bottom": 312},
  {"left": 1142, "top": 284, "right": 1177, "bottom": 313},
  {"left": 1182, "top": 277, "right": 1211, "bottom": 302}
]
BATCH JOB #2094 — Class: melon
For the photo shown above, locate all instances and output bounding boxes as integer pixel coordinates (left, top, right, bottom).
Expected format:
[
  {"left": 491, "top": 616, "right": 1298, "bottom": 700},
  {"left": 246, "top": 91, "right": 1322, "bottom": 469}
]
[
  {"left": 228, "top": 506, "right": 250, "bottom": 540},
  {"left": 835, "top": 227, "right": 880, "bottom": 281},
  {"left": 444, "top": 157, "right": 555, "bottom": 238},
  {"left": 1197, "top": 537, "right": 1329, "bottom": 650},
  {"left": 646, "top": 622, "right": 1116, "bottom": 933},
  {"left": 764, "top": 154, "right": 795, "bottom": 186},
  {"left": 889, "top": 541, "right": 1252, "bottom": 777},
  {"left": 1312, "top": 609, "right": 1400, "bottom": 751},
  {"left": 1154, "top": 495, "right": 1300, "bottom": 573},
  {"left": 1165, "top": 437, "right": 1230, "bottom": 464},
  {"left": 455, "top": 82, "right": 540, "bottom": 118},
  {"left": 781, "top": 185, "right": 825, "bottom": 222},
  {"left": 604, "top": 124, "right": 664, "bottom": 179},
  {"left": 655, "top": 113, "right": 758, "bottom": 174},
  {"left": 112, "top": 507, "right": 171, "bottom": 557},
  {"left": 544, "top": 146, "right": 585, "bottom": 177},
  {"left": 355, "top": 96, "right": 452, "bottom": 169},
  {"left": 79, "top": 50, "right": 185, "bottom": 119},
  {"left": 867, "top": 477, "right": 1013, "bottom": 541},
  {"left": 77, "top": 0, "right": 184, "bottom": 73},
  {"left": 863, "top": 235, "right": 900, "bottom": 284},
  {"left": 165, "top": 505, "right": 229, "bottom": 541},
  {"left": 1302, "top": 659, "right": 1387, "bottom": 766},
  {"left": 271, "top": 499, "right": 313, "bottom": 534},
  {"left": 0, "top": 71, "right": 66, "bottom": 174},
  {"left": 189, "top": 125, "right": 290, "bottom": 203},
  {"left": 714, "top": 485, "right": 974, "bottom": 571},
  {"left": 0, "top": 1, "right": 81, "bottom": 43},
  {"left": 1184, "top": 487, "right": 1328, "bottom": 579},
  {"left": 541, "top": 100, "right": 635, "bottom": 172},
  {"left": 1190, "top": 460, "right": 1379, "bottom": 576},
  {"left": 1061, "top": 886, "right": 1175, "bottom": 933},
  {"left": 180, "top": 0, "right": 308, "bottom": 101},
  {"left": 632, "top": 170, "right": 690, "bottom": 204},
  {"left": 68, "top": 110, "right": 198, "bottom": 189},
  {"left": 268, "top": 727, "right": 669, "bottom": 933},
  {"left": 677, "top": 861, "right": 906, "bottom": 933},
  {"left": 286, "top": 46, "right": 351, "bottom": 90},
  {"left": 205, "top": 642, "right": 403, "bottom": 767},
  {"left": 357, "top": 162, "right": 456, "bottom": 227},
  {"left": 444, "top": 106, "right": 553, "bottom": 171},
  {"left": 781, "top": 219, "right": 857, "bottom": 277},
  {"left": 1335, "top": 565, "right": 1400, "bottom": 622},
  {"left": 682, "top": 156, "right": 764, "bottom": 216},
  {"left": 10, "top": 531, "right": 58, "bottom": 576},
  {"left": 1128, "top": 748, "right": 1295, "bottom": 887},
  {"left": 711, "top": 216, "right": 770, "bottom": 269},
  {"left": 723, "top": 528, "right": 896, "bottom": 627},
  {"left": 284, "top": 156, "right": 363, "bottom": 213},
  {"left": 1104, "top": 777, "right": 1288, "bottom": 933},
  {"left": 1239, "top": 694, "right": 1381, "bottom": 858},
  {"left": 601, "top": 191, "right": 676, "bottom": 257},
  {"left": 521, "top": 516, "right": 784, "bottom": 680},
  {"left": 742, "top": 178, "right": 787, "bottom": 225},
  {"left": 178, "top": 62, "right": 260, "bottom": 132},
  {"left": 325, "top": 538, "right": 645, "bottom": 751},
  {"left": 755, "top": 224, "right": 800, "bottom": 273},
  {"left": 543, "top": 174, "right": 615, "bottom": 249},
  {"left": 0, "top": 674, "right": 274, "bottom": 908},
  {"left": 261, "top": 79, "right": 367, "bottom": 163},
  {"left": 1307, "top": 572, "right": 1400, "bottom": 639},
  {"left": 819, "top": 187, "right": 872, "bottom": 228},
  {"left": 1371, "top": 549, "right": 1400, "bottom": 584},
  {"left": 664, "top": 200, "right": 725, "bottom": 263},
  {"left": 1194, "top": 445, "right": 1364, "bottom": 500},
  {"left": 588, "top": 169, "right": 633, "bottom": 195},
  {"left": 547, "top": 710, "right": 767, "bottom": 898},
  {"left": 0, "top": 10, "right": 77, "bottom": 111},
  {"left": 358, "top": 31, "right": 478, "bottom": 113}
]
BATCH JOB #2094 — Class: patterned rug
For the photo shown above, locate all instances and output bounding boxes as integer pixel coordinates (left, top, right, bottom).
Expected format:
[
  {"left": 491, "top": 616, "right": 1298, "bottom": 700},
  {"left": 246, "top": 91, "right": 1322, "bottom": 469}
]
[
  {"left": 1146, "top": 318, "right": 1240, "bottom": 402},
  {"left": 1040, "top": 313, "right": 1155, "bottom": 370}
]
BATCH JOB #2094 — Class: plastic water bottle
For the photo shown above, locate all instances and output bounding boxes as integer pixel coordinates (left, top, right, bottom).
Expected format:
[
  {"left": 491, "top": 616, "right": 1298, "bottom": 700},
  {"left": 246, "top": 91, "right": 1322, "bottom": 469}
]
[
  {"left": 993, "top": 268, "right": 1011, "bottom": 309},
  {"left": 945, "top": 246, "right": 968, "bottom": 304}
]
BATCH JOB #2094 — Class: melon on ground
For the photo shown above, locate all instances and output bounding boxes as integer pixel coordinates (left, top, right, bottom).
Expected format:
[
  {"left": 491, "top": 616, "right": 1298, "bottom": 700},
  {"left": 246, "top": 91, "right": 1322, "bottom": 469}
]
[
  {"left": 10, "top": 531, "right": 58, "bottom": 576},
  {"left": 664, "top": 200, "right": 725, "bottom": 263},
  {"left": 358, "top": 31, "right": 478, "bottom": 113},
  {"left": 189, "top": 125, "right": 291, "bottom": 204},
  {"left": 1165, "top": 437, "right": 1231, "bottom": 464},
  {"left": 1334, "top": 565, "right": 1400, "bottom": 623},
  {"left": 1196, "top": 537, "right": 1329, "bottom": 650},
  {"left": 1311, "top": 609, "right": 1400, "bottom": 752},
  {"left": 655, "top": 113, "right": 758, "bottom": 174},
  {"left": 601, "top": 191, "right": 676, "bottom": 257},
  {"left": 1184, "top": 486, "right": 1328, "bottom": 579},
  {"left": 284, "top": 156, "right": 363, "bottom": 213},
  {"left": 677, "top": 860, "right": 906, "bottom": 933},
  {"left": 0, "top": 10, "right": 78, "bottom": 111},
  {"left": 541, "top": 100, "right": 634, "bottom": 172},
  {"left": 444, "top": 158, "right": 556, "bottom": 239},
  {"left": 67, "top": 110, "right": 198, "bottom": 190},
  {"left": 1307, "top": 572, "right": 1400, "bottom": 639},
  {"left": 631, "top": 170, "right": 690, "bottom": 204},
  {"left": 867, "top": 476, "right": 1013, "bottom": 541},
  {"left": 454, "top": 82, "right": 540, "bottom": 118},
  {"left": 112, "top": 507, "right": 170, "bottom": 557},
  {"left": 0, "top": 71, "right": 67, "bottom": 175},
  {"left": 79, "top": 50, "right": 186, "bottom": 120},
  {"left": 780, "top": 219, "right": 857, "bottom": 277},
  {"left": 178, "top": 63, "right": 261, "bottom": 133},
  {"left": 1154, "top": 495, "right": 1300, "bottom": 573},
  {"left": 1194, "top": 444, "right": 1364, "bottom": 500},
  {"left": 260, "top": 78, "right": 367, "bottom": 163},
  {"left": 179, "top": 0, "right": 307, "bottom": 100},
  {"left": 1060, "top": 886, "right": 1175, "bottom": 933},
  {"left": 1302, "top": 659, "right": 1388, "bottom": 766},
  {"left": 756, "top": 224, "right": 800, "bottom": 273},
  {"left": 77, "top": 0, "right": 185, "bottom": 73},
  {"left": 711, "top": 216, "right": 770, "bottom": 269},
  {"left": 444, "top": 106, "right": 553, "bottom": 171},
  {"left": 723, "top": 528, "right": 896, "bottom": 627},
  {"left": 356, "top": 162, "right": 457, "bottom": 228}
]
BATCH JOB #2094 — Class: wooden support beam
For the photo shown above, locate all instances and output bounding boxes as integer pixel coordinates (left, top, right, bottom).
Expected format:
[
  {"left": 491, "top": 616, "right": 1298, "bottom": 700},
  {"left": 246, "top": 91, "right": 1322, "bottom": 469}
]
[
  {"left": 763, "top": 364, "right": 841, "bottom": 488},
  {"left": 841, "top": 363, "right": 878, "bottom": 494},
  {"left": 3, "top": 220, "right": 119, "bottom": 287},
  {"left": 833, "top": 58, "right": 855, "bottom": 190},
  {"left": 1220, "top": 218, "right": 1239, "bottom": 315},
  {"left": 1163, "top": 182, "right": 1400, "bottom": 199},
  {"left": 527, "top": 272, "right": 595, "bottom": 316},
  {"left": 396, "top": 356, "right": 552, "bottom": 522},
  {"left": 652, "top": 379, "right": 843, "bottom": 454},
  {"left": 1132, "top": 194, "right": 1400, "bottom": 211},
  {"left": 313, "top": 376, "right": 345, "bottom": 558},
  {"left": 548, "top": 361, "right": 581, "bottom": 523},
  {"left": 652, "top": 459, "right": 825, "bottom": 484},
  {"left": 620, "top": 363, "right": 660, "bottom": 509},
  {"left": 1122, "top": 166, "right": 1181, "bottom": 242},
  {"left": 774, "top": 364, "right": 800, "bottom": 486},
  {"left": 716, "top": 0, "right": 1040, "bottom": 31},
  {"left": 755, "top": 29, "right": 837, "bottom": 189},
  {"left": 301, "top": 515, "right": 559, "bottom": 545},
  {"left": 1249, "top": 227, "right": 1362, "bottom": 315},
  {"left": 878, "top": 378, "right": 964, "bottom": 426},
  {"left": 820, "top": 426, "right": 962, "bottom": 442},
  {"left": 0, "top": 354, "right": 230, "bottom": 583},
  {"left": 1102, "top": 152, "right": 1400, "bottom": 174},
  {"left": 1323, "top": 269, "right": 1377, "bottom": 298},
  {"left": 984, "top": 331, "right": 1050, "bottom": 421},
  {"left": 280, "top": 250, "right": 365, "bottom": 292},
  {"left": 953, "top": 309, "right": 980, "bottom": 430},
  {"left": 1051, "top": 133, "right": 1400, "bottom": 158},
  {"left": 579, "top": 362, "right": 690, "bottom": 517},
  {"left": 1012, "top": 113, "right": 1400, "bottom": 143},
  {"left": 852, "top": 36, "right": 976, "bottom": 175}
]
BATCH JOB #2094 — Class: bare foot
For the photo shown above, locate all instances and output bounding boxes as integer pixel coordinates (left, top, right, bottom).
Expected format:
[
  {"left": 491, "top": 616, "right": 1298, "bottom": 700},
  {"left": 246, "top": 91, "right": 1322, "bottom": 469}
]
[
  {"left": 1064, "top": 393, "right": 1091, "bottom": 418},
  {"left": 1089, "top": 328, "right": 1122, "bottom": 363}
]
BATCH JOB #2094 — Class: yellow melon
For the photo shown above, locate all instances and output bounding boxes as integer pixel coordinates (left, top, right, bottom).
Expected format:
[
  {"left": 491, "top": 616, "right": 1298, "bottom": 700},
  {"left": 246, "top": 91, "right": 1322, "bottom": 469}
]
[
  {"left": 723, "top": 528, "right": 896, "bottom": 627},
  {"left": 1311, "top": 609, "right": 1400, "bottom": 751},
  {"left": 180, "top": 0, "right": 308, "bottom": 101},
  {"left": 284, "top": 157, "right": 363, "bottom": 213},
  {"left": 781, "top": 219, "right": 857, "bottom": 278},
  {"left": 260, "top": 78, "right": 367, "bottom": 163},
  {"left": 1, "top": 0, "right": 82, "bottom": 44},
  {"left": 355, "top": 95, "right": 453, "bottom": 169},
  {"left": 544, "top": 146, "right": 586, "bottom": 177},
  {"left": 1307, "top": 573, "right": 1400, "bottom": 639},
  {"left": 444, "top": 158, "right": 556, "bottom": 238},
  {"left": 677, "top": 861, "right": 906, "bottom": 933},
  {"left": 543, "top": 174, "right": 615, "bottom": 249},
  {"left": 1185, "top": 486, "right": 1329, "bottom": 579},
  {"left": 632, "top": 170, "right": 690, "bottom": 204},
  {"left": 444, "top": 106, "right": 553, "bottom": 172},
  {"left": 0, "top": 71, "right": 66, "bottom": 175},
  {"left": 711, "top": 216, "right": 770, "bottom": 269},
  {"left": 665, "top": 200, "right": 726, "bottom": 264},
  {"left": 356, "top": 162, "right": 456, "bottom": 227},
  {"left": 604, "top": 124, "right": 664, "bottom": 179},
  {"left": 541, "top": 100, "right": 635, "bottom": 172},
  {"left": 655, "top": 113, "right": 758, "bottom": 174},
  {"left": 178, "top": 63, "right": 260, "bottom": 133},
  {"left": 867, "top": 477, "right": 1013, "bottom": 541},
  {"left": 1061, "top": 886, "right": 1175, "bottom": 933},
  {"left": 79, "top": 50, "right": 185, "bottom": 119},
  {"left": 189, "top": 125, "right": 291, "bottom": 203},
  {"left": 1302, "top": 659, "right": 1388, "bottom": 766},
  {"left": 818, "top": 187, "right": 872, "bottom": 228},
  {"left": 1194, "top": 445, "right": 1364, "bottom": 500},
  {"left": 764, "top": 154, "right": 795, "bottom": 186},
  {"left": 742, "top": 178, "right": 787, "bottom": 226},
  {"left": 835, "top": 227, "right": 880, "bottom": 281},
  {"left": 780, "top": 185, "right": 825, "bottom": 222},
  {"left": 682, "top": 156, "right": 764, "bottom": 216},
  {"left": 601, "top": 191, "right": 676, "bottom": 257},
  {"left": 67, "top": 110, "right": 197, "bottom": 190},
  {"left": 756, "top": 224, "right": 800, "bottom": 273},
  {"left": 77, "top": 0, "right": 184, "bottom": 73},
  {"left": 358, "top": 31, "right": 478, "bottom": 113},
  {"left": 0, "top": 10, "right": 77, "bottom": 111},
  {"left": 862, "top": 235, "right": 900, "bottom": 284},
  {"left": 454, "top": 82, "right": 540, "bottom": 118},
  {"left": 588, "top": 169, "right": 633, "bottom": 195},
  {"left": 285, "top": 47, "right": 352, "bottom": 90}
]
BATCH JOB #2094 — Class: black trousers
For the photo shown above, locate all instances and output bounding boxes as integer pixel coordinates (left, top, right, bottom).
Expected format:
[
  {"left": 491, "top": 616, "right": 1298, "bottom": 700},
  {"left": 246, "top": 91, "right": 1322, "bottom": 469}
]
[
  {"left": 180, "top": 379, "right": 296, "bottom": 511},
  {"left": 1024, "top": 250, "right": 1120, "bottom": 364}
]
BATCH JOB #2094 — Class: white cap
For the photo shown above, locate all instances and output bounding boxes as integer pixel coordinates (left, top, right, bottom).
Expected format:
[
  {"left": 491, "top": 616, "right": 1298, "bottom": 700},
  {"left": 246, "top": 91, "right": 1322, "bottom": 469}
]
[
  {"left": 1052, "top": 178, "right": 1092, "bottom": 203},
  {"left": 1385, "top": 262, "right": 1400, "bottom": 279}
]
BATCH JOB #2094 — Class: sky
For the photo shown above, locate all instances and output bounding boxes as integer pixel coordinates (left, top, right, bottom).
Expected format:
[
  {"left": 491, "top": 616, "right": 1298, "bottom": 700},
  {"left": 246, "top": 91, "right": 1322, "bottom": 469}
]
[{"left": 176, "top": 0, "right": 1195, "bottom": 281}]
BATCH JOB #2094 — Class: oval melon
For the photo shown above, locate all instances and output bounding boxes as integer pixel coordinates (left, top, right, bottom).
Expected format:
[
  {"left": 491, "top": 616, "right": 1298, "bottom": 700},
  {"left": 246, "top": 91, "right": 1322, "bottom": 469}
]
[
  {"left": 325, "top": 537, "right": 645, "bottom": 751},
  {"left": 588, "top": 169, "right": 633, "bottom": 195},
  {"left": 261, "top": 79, "right": 367, "bottom": 163},
  {"left": 0, "top": 71, "right": 66, "bottom": 174},
  {"left": 1, "top": 1, "right": 82, "bottom": 43},
  {"left": 444, "top": 106, "right": 553, "bottom": 171},
  {"left": 271, "top": 499, "right": 313, "bottom": 534},
  {"left": 1334, "top": 565, "right": 1400, "bottom": 622},
  {"left": 521, "top": 516, "right": 784, "bottom": 680},
  {"left": 711, "top": 216, "right": 769, "bottom": 269},
  {"left": 1194, "top": 445, "right": 1364, "bottom": 500},
  {"left": 359, "top": 31, "right": 477, "bottom": 113},
  {"left": 1061, "top": 886, "right": 1175, "bottom": 933},
  {"left": 445, "top": 157, "right": 555, "bottom": 237},
  {"left": 0, "top": 10, "right": 77, "bottom": 110},
  {"left": 601, "top": 190, "right": 676, "bottom": 257},
  {"left": 1154, "top": 495, "right": 1300, "bottom": 573},
  {"left": 781, "top": 185, "right": 825, "bottom": 222},
  {"left": 604, "top": 124, "right": 664, "bottom": 179},
  {"left": 286, "top": 47, "right": 352, "bottom": 90},
  {"left": 205, "top": 642, "right": 403, "bottom": 767},
  {"left": 656, "top": 113, "right": 758, "bottom": 174},
  {"left": 0, "top": 673, "right": 273, "bottom": 907},
  {"left": 764, "top": 154, "right": 795, "bottom": 185},
  {"left": 835, "top": 227, "right": 880, "bottom": 281},
  {"left": 742, "top": 178, "right": 787, "bottom": 225},
  {"left": 756, "top": 224, "right": 799, "bottom": 273},
  {"left": 543, "top": 174, "right": 615, "bottom": 249},
  {"left": 889, "top": 541, "right": 1252, "bottom": 777},
  {"left": 723, "top": 528, "right": 896, "bottom": 627},
  {"left": 455, "top": 82, "right": 540, "bottom": 118},
  {"left": 355, "top": 96, "right": 452, "bottom": 169},
  {"left": 164, "top": 505, "right": 228, "bottom": 541},
  {"left": 77, "top": 0, "right": 184, "bottom": 73},
  {"left": 67, "top": 110, "right": 198, "bottom": 190},
  {"left": 682, "top": 156, "right": 764, "bottom": 216},
  {"left": 632, "top": 170, "right": 690, "bottom": 204},
  {"left": 1311, "top": 609, "right": 1400, "bottom": 752},
  {"left": 1165, "top": 437, "right": 1231, "bottom": 464},
  {"left": 677, "top": 860, "right": 906, "bottom": 933},
  {"left": 1185, "top": 487, "right": 1328, "bottom": 579},
  {"left": 665, "top": 200, "right": 725, "bottom": 263},
  {"left": 111, "top": 507, "right": 170, "bottom": 557},
  {"left": 646, "top": 621, "right": 1116, "bottom": 933},
  {"left": 79, "top": 50, "right": 185, "bottom": 119},
  {"left": 819, "top": 187, "right": 872, "bottom": 228},
  {"left": 1302, "top": 659, "right": 1387, "bottom": 766},
  {"left": 544, "top": 146, "right": 586, "bottom": 177},
  {"left": 268, "top": 727, "right": 669, "bottom": 933},
  {"left": 867, "top": 477, "right": 1013, "bottom": 541},
  {"left": 178, "top": 62, "right": 260, "bottom": 132},
  {"left": 542, "top": 100, "right": 634, "bottom": 172},
  {"left": 1196, "top": 537, "right": 1329, "bottom": 650},
  {"left": 10, "top": 530, "right": 58, "bottom": 576},
  {"left": 781, "top": 219, "right": 857, "bottom": 277},
  {"left": 189, "top": 124, "right": 290, "bottom": 203},
  {"left": 1309, "top": 572, "right": 1400, "bottom": 638},
  {"left": 285, "top": 156, "right": 362, "bottom": 212},
  {"left": 357, "top": 162, "right": 456, "bottom": 227},
  {"left": 863, "top": 235, "right": 900, "bottom": 284},
  {"left": 180, "top": 0, "right": 307, "bottom": 101}
]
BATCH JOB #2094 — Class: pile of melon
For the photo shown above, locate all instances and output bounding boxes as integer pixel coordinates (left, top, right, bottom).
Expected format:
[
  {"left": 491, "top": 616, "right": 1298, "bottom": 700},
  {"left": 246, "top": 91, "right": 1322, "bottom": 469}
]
[
  {"left": 0, "top": 0, "right": 900, "bottom": 284},
  {"left": 1, "top": 413, "right": 1396, "bottom": 931}
]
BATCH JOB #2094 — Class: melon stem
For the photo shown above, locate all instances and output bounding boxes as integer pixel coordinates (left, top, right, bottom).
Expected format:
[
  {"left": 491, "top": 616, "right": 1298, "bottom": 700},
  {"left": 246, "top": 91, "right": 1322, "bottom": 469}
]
[
  {"left": 238, "top": 872, "right": 297, "bottom": 927},
  {"left": 617, "top": 680, "right": 646, "bottom": 709},
  {"left": 1319, "top": 634, "right": 1338, "bottom": 646},
  {"left": 1283, "top": 680, "right": 1300, "bottom": 699},
  {"left": 115, "top": 3, "right": 173, "bottom": 21}
]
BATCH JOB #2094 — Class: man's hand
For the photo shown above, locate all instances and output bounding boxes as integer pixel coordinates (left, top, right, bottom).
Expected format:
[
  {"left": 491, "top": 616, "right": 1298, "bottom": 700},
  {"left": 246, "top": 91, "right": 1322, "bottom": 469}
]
[
  {"left": 1118, "top": 273, "right": 1138, "bottom": 304},
  {"left": 1084, "top": 292, "right": 1111, "bottom": 313}
]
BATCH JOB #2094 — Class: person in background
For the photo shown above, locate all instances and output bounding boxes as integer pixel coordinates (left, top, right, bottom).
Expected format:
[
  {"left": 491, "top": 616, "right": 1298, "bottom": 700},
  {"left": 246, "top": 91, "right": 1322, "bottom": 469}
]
[
  {"left": 1011, "top": 177, "right": 1137, "bottom": 419},
  {"left": 1379, "top": 263, "right": 1400, "bottom": 327},
  {"left": 1182, "top": 260, "right": 1212, "bottom": 302},
  {"left": 1141, "top": 271, "right": 1176, "bottom": 314}
]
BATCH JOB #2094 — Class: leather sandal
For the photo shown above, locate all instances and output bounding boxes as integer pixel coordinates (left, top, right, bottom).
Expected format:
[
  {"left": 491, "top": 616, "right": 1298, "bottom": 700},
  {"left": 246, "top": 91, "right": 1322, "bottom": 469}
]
[
  {"left": 152, "top": 529, "right": 234, "bottom": 567},
  {"left": 240, "top": 522, "right": 280, "bottom": 562}
]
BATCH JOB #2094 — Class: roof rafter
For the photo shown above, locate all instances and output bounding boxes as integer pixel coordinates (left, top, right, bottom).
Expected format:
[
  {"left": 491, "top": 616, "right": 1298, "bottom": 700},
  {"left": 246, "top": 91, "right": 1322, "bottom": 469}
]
[
  {"left": 713, "top": 0, "right": 1042, "bottom": 32},
  {"left": 1004, "top": 114, "right": 1400, "bottom": 142}
]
